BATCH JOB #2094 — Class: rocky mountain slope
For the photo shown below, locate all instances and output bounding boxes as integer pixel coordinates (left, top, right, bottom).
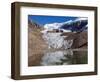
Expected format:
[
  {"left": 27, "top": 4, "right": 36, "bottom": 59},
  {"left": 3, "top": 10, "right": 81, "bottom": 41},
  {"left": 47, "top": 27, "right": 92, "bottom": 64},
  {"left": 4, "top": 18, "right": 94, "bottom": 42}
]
[
  {"left": 28, "top": 20, "right": 48, "bottom": 66},
  {"left": 61, "top": 32, "right": 87, "bottom": 49}
]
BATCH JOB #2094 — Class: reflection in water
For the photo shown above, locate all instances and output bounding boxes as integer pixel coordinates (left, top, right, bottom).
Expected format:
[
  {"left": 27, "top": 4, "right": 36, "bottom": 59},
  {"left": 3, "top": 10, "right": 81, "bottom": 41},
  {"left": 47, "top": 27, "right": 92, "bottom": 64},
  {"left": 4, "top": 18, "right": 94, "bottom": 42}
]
[
  {"left": 41, "top": 50, "right": 87, "bottom": 66},
  {"left": 39, "top": 32, "right": 87, "bottom": 66}
]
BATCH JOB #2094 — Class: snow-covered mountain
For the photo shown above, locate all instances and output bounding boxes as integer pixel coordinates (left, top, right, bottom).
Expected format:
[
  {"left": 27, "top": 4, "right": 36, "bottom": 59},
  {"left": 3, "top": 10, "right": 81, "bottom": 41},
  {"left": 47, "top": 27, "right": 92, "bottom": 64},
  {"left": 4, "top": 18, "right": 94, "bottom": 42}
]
[
  {"left": 41, "top": 17, "right": 88, "bottom": 50},
  {"left": 41, "top": 18, "right": 88, "bottom": 33}
]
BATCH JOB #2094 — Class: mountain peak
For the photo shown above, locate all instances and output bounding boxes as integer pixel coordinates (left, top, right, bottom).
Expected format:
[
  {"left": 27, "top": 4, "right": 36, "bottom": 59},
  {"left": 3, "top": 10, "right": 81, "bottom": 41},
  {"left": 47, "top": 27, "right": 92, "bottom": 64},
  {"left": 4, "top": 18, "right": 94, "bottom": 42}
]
[{"left": 43, "top": 18, "right": 88, "bottom": 33}]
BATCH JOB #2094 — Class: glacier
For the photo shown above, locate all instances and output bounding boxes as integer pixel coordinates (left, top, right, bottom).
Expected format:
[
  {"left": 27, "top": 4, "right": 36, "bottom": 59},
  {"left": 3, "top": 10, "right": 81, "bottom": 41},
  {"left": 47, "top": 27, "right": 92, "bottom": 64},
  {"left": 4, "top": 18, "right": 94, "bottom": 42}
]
[
  {"left": 41, "top": 17, "right": 87, "bottom": 49},
  {"left": 42, "top": 32, "right": 73, "bottom": 49},
  {"left": 42, "top": 17, "right": 88, "bottom": 33},
  {"left": 43, "top": 20, "right": 72, "bottom": 33}
]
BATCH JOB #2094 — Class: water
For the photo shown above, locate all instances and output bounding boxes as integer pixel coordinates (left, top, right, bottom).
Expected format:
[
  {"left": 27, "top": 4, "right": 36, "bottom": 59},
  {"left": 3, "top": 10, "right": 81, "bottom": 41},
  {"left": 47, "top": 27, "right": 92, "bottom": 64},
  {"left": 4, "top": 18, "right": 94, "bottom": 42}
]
[
  {"left": 40, "top": 50, "right": 87, "bottom": 66},
  {"left": 41, "top": 32, "right": 87, "bottom": 66},
  {"left": 28, "top": 32, "right": 87, "bottom": 66}
]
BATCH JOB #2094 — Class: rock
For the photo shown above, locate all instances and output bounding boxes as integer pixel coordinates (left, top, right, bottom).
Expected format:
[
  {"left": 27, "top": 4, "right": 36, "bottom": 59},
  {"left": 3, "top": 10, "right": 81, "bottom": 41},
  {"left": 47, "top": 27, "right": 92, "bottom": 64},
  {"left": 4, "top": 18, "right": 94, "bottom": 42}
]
[
  {"left": 28, "top": 20, "right": 48, "bottom": 66},
  {"left": 61, "top": 31, "right": 87, "bottom": 49},
  {"left": 71, "top": 31, "right": 87, "bottom": 48},
  {"left": 61, "top": 32, "right": 78, "bottom": 40}
]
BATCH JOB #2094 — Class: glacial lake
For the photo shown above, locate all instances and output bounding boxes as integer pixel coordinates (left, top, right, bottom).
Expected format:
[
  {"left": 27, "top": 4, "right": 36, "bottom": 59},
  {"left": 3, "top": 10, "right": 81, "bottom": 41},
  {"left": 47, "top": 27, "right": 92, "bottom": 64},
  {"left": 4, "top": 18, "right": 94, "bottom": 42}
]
[{"left": 28, "top": 49, "right": 88, "bottom": 66}]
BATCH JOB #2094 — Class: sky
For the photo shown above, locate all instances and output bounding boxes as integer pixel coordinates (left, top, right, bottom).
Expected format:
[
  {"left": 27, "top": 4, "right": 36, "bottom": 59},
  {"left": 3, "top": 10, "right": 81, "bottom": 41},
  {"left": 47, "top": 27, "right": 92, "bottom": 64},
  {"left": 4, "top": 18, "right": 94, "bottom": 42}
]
[{"left": 28, "top": 15, "right": 78, "bottom": 26}]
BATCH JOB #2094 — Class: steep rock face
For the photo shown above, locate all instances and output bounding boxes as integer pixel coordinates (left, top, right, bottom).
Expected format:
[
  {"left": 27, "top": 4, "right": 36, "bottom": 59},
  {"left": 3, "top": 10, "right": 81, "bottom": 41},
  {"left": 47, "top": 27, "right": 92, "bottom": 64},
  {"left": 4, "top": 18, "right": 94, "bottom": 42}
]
[
  {"left": 28, "top": 20, "right": 48, "bottom": 66},
  {"left": 28, "top": 19, "right": 40, "bottom": 29},
  {"left": 61, "top": 31, "right": 87, "bottom": 49},
  {"left": 71, "top": 31, "right": 87, "bottom": 48}
]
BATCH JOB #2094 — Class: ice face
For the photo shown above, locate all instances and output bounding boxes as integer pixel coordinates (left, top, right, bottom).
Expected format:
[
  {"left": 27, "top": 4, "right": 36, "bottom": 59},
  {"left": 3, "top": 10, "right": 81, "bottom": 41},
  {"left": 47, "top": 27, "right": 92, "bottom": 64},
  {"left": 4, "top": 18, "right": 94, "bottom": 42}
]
[{"left": 42, "top": 33, "right": 73, "bottom": 49}]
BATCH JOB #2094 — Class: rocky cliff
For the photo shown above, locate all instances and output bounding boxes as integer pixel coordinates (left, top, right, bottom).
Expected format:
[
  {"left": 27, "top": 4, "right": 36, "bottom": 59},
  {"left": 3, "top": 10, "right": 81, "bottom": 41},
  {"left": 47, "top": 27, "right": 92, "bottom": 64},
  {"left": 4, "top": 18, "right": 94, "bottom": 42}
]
[
  {"left": 61, "top": 31, "right": 87, "bottom": 49},
  {"left": 28, "top": 20, "right": 48, "bottom": 66}
]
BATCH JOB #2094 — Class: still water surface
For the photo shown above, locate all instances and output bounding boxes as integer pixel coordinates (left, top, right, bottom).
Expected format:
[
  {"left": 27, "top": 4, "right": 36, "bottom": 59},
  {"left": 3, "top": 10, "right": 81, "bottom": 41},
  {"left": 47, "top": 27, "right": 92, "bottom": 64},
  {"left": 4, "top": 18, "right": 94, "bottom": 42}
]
[
  {"left": 28, "top": 49, "right": 87, "bottom": 66},
  {"left": 40, "top": 49, "right": 87, "bottom": 66}
]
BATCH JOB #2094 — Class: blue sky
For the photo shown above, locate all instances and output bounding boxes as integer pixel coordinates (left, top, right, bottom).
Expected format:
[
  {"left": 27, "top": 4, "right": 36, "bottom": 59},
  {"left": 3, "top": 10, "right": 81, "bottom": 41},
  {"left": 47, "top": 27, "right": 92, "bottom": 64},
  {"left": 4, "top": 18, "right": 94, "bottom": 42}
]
[{"left": 28, "top": 15, "right": 78, "bottom": 26}]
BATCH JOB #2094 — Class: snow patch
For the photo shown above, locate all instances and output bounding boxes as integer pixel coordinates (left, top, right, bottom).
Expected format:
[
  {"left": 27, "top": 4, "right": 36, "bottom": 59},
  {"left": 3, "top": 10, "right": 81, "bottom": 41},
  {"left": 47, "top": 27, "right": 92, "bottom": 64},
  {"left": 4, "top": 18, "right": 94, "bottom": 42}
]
[{"left": 75, "top": 17, "right": 88, "bottom": 22}]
